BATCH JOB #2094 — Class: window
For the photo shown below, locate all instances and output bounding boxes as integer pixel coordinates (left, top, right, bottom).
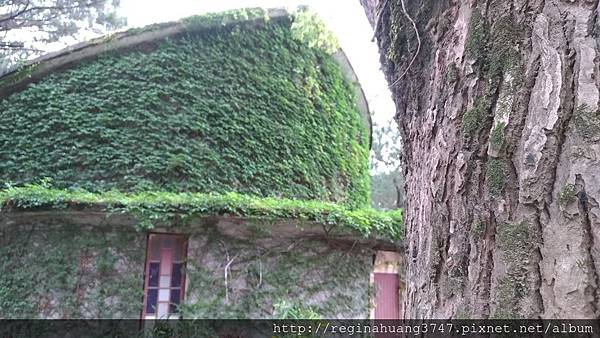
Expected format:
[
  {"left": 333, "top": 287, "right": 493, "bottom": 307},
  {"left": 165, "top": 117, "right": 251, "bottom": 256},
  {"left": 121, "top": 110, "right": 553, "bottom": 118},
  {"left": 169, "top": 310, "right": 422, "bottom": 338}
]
[
  {"left": 371, "top": 251, "right": 403, "bottom": 319},
  {"left": 143, "top": 233, "right": 188, "bottom": 319}
]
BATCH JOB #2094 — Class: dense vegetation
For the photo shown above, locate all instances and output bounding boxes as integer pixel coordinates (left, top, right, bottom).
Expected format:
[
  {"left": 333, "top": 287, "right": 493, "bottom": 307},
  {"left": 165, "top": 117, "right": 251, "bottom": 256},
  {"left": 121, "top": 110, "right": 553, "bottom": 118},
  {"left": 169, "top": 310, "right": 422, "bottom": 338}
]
[
  {"left": 0, "top": 222, "right": 145, "bottom": 319},
  {"left": 0, "top": 183, "right": 403, "bottom": 241},
  {"left": 0, "top": 9, "right": 402, "bottom": 323},
  {"left": 0, "top": 12, "right": 370, "bottom": 208}
]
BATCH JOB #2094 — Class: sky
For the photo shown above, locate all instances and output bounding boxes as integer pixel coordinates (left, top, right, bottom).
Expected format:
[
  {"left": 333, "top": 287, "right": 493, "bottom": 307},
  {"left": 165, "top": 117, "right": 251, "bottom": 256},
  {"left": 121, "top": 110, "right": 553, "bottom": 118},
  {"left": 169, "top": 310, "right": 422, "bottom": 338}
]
[{"left": 119, "top": 0, "right": 396, "bottom": 124}]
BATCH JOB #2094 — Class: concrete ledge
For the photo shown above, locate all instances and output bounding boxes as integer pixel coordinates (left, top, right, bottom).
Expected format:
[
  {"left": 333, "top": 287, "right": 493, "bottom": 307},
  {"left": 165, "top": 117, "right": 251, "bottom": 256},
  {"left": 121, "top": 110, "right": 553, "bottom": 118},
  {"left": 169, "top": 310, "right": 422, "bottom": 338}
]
[{"left": 0, "top": 209, "right": 403, "bottom": 252}]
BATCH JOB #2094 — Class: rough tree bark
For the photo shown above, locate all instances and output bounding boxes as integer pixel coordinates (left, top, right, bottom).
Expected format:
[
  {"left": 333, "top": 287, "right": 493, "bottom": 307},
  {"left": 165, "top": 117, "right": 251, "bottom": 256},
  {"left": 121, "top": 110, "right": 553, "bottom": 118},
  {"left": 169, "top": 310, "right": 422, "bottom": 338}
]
[{"left": 361, "top": 0, "right": 600, "bottom": 319}]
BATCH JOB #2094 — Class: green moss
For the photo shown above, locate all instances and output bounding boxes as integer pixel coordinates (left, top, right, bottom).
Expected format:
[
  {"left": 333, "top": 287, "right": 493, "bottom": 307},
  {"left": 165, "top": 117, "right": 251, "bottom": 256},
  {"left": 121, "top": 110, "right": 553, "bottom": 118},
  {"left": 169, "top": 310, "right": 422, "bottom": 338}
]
[
  {"left": 465, "top": 10, "right": 488, "bottom": 60},
  {"left": 487, "top": 16, "right": 520, "bottom": 79},
  {"left": 493, "top": 276, "right": 521, "bottom": 319},
  {"left": 445, "top": 266, "right": 466, "bottom": 298},
  {"left": 489, "top": 122, "right": 505, "bottom": 149},
  {"left": 462, "top": 14, "right": 522, "bottom": 144},
  {"left": 0, "top": 184, "right": 403, "bottom": 241},
  {"left": 496, "top": 221, "right": 537, "bottom": 270},
  {"left": 493, "top": 221, "right": 537, "bottom": 319},
  {"left": 486, "top": 159, "right": 506, "bottom": 197},
  {"left": 462, "top": 96, "right": 490, "bottom": 138},
  {"left": 465, "top": 11, "right": 520, "bottom": 75},
  {"left": 384, "top": 0, "right": 437, "bottom": 69},
  {"left": 557, "top": 183, "right": 576, "bottom": 208},
  {"left": 0, "top": 14, "right": 369, "bottom": 208},
  {"left": 445, "top": 62, "right": 459, "bottom": 83},
  {"left": 471, "top": 219, "right": 485, "bottom": 237},
  {"left": 573, "top": 104, "right": 600, "bottom": 142}
]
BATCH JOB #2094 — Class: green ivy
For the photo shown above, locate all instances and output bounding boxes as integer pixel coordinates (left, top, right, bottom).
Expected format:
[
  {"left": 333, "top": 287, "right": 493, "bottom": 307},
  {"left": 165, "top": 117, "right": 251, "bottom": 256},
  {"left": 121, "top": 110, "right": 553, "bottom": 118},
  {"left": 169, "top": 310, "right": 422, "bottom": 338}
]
[
  {"left": 180, "top": 8, "right": 270, "bottom": 29},
  {"left": 0, "top": 13, "right": 369, "bottom": 208},
  {"left": 180, "top": 233, "right": 372, "bottom": 319},
  {"left": 290, "top": 8, "right": 339, "bottom": 54},
  {"left": 0, "top": 184, "right": 403, "bottom": 241},
  {"left": 0, "top": 222, "right": 145, "bottom": 319},
  {"left": 273, "top": 300, "right": 320, "bottom": 319}
]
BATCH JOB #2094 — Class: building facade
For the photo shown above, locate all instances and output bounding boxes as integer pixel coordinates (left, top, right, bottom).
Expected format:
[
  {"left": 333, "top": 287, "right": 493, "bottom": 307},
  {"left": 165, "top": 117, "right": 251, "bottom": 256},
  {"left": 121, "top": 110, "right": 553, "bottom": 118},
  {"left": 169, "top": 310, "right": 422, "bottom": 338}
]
[{"left": 0, "top": 8, "right": 402, "bottom": 320}]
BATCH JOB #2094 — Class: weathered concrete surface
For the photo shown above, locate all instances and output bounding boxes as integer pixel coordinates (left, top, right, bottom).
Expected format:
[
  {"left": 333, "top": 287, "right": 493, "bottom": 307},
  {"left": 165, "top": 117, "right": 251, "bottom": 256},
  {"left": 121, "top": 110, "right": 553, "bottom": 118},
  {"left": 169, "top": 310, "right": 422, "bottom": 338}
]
[
  {"left": 362, "top": 0, "right": 600, "bottom": 319},
  {"left": 184, "top": 218, "right": 374, "bottom": 319}
]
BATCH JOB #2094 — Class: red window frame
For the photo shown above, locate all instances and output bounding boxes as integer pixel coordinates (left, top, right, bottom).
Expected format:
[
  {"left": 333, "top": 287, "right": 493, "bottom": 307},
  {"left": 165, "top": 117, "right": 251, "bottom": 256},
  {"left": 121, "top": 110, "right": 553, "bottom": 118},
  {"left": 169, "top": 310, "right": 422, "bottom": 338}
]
[{"left": 141, "top": 233, "right": 188, "bottom": 319}]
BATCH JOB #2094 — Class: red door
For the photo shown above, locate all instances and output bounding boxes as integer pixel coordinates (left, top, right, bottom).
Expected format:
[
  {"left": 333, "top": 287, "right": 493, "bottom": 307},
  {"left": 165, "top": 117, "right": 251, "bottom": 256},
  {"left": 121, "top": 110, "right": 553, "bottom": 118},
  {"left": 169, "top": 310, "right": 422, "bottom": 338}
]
[
  {"left": 374, "top": 273, "right": 399, "bottom": 319},
  {"left": 142, "top": 233, "right": 187, "bottom": 319}
]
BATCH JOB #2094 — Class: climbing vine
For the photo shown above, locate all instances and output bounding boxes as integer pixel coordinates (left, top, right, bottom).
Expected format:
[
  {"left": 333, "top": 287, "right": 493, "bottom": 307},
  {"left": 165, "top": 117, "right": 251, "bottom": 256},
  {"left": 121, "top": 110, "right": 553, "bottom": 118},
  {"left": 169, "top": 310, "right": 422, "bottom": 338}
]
[
  {"left": 180, "top": 229, "right": 372, "bottom": 319},
  {"left": 0, "top": 11, "right": 369, "bottom": 208},
  {"left": 0, "top": 184, "right": 403, "bottom": 241},
  {"left": 0, "top": 221, "right": 145, "bottom": 318},
  {"left": 290, "top": 8, "right": 339, "bottom": 54}
]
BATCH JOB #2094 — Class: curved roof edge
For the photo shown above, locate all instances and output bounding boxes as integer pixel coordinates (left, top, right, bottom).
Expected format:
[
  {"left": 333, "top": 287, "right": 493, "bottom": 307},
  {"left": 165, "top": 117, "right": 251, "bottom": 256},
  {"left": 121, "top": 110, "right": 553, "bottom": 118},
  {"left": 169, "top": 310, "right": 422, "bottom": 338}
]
[
  {"left": 0, "top": 7, "right": 372, "bottom": 145},
  {"left": 332, "top": 51, "right": 373, "bottom": 149}
]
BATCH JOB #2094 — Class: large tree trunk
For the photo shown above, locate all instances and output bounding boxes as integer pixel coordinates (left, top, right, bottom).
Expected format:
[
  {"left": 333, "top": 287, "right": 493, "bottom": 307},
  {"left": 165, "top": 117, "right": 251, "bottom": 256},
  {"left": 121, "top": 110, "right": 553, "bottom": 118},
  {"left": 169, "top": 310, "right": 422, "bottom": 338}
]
[{"left": 362, "top": 0, "right": 600, "bottom": 319}]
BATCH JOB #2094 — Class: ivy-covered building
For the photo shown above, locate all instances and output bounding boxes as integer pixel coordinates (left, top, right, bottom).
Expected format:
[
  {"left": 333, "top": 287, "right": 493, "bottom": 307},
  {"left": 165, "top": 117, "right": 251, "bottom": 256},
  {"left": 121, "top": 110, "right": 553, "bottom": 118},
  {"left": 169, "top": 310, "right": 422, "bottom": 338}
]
[{"left": 0, "top": 8, "right": 403, "bottom": 320}]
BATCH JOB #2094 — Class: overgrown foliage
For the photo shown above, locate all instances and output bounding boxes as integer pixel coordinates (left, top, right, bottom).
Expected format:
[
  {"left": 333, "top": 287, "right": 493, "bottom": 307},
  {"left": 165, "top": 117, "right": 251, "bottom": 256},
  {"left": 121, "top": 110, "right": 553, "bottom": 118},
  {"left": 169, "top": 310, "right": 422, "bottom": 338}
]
[
  {"left": 0, "top": 15, "right": 370, "bottom": 207},
  {"left": 0, "top": 222, "right": 144, "bottom": 318},
  {"left": 180, "top": 8, "right": 269, "bottom": 28},
  {"left": 1, "top": 217, "right": 371, "bottom": 320},
  {"left": 273, "top": 300, "right": 320, "bottom": 319},
  {"left": 290, "top": 8, "right": 339, "bottom": 54},
  {"left": 0, "top": 184, "right": 403, "bottom": 241},
  {"left": 181, "top": 230, "right": 371, "bottom": 319}
]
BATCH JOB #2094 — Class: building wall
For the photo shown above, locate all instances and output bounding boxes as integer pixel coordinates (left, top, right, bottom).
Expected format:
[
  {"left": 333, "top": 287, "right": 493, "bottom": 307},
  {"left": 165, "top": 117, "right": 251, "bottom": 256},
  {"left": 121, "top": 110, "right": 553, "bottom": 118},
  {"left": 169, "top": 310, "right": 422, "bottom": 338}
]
[
  {"left": 183, "top": 219, "right": 373, "bottom": 319},
  {"left": 0, "top": 213, "right": 374, "bottom": 319},
  {"left": 0, "top": 215, "right": 146, "bottom": 319}
]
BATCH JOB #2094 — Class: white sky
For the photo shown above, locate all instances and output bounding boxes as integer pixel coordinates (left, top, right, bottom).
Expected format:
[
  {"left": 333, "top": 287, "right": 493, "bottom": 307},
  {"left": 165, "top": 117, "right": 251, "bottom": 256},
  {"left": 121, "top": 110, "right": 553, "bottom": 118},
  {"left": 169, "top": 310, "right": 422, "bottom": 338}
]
[{"left": 119, "top": 0, "right": 396, "bottom": 124}]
